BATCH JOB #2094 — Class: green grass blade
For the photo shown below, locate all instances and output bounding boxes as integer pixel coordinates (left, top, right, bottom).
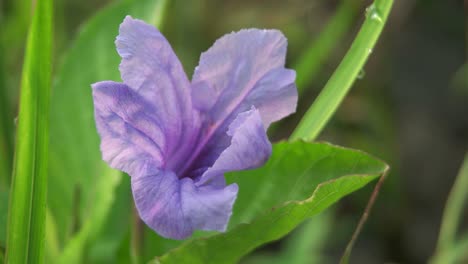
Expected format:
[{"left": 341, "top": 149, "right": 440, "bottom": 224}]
[
  {"left": 5, "top": 0, "right": 53, "bottom": 262},
  {"left": 0, "top": 190, "right": 8, "bottom": 249},
  {"left": 294, "top": 0, "right": 360, "bottom": 93},
  {"left": 0, "top": 40, "right": 14, "bottom": 189},
  {"left": 291, "top": 0, "right": 393, "bottom": 141},
  {"left": 433, "top": 153, "right": 468, "bottom": 263},
  {"left": 0, "top": 5, "right": 14, "bottom": 190},
  {"left": 433, "top": 233, "right": 468, "bottom": 264}
]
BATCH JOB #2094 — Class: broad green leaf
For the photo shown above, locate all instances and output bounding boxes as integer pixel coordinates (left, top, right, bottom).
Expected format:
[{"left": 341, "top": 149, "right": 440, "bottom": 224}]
[
  {"left": 227, "top": 142, "right": 386, "bottom": 227},
  {"left": 155, "top": 141, "right": 388, "bottom": 264},
  {"left": 5, "top": 0, "right": 52, "bottom": 262},
  {"left": 48, "top": 0, "right": 169, "bottom": 262}
]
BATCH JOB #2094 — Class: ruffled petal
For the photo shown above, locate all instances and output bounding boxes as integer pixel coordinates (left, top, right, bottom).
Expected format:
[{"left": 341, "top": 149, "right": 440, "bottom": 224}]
[
  {"left": 92, "top": 81, "right": 164, "bottom": 176},
  {"left": 116, "top": 16, "right": 199, "bottom": 170},
  {"left": 131, "top": 169, "right": 238, "bottom": 239},
  {"left": 245, "top": 68, "right": 297, "bottom": 127},
  {"left": 198, "top": 108, "right": 272, "bottom": 186},
  {"left": 185, "top": 29, "right": 296, "bottom": 172},
  {"left": 192, "top": 29, "right": 297, "bottom": 128},
  {"left": 181, "top": 179, "right": 238, "bottom": 232}
]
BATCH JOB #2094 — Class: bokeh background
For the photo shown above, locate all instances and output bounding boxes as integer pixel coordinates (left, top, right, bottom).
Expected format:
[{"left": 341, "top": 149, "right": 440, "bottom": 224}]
[{"left": 1, "top": 0, "right": 467, "bottom": 263}]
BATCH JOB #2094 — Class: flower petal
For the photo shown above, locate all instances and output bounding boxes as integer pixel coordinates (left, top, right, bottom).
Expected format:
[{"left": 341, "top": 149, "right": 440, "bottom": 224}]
[
  {"left": 192, "top": 29, "right": 297, "bottom": 128},
  {"left": 92, "top": 81, "right": 165, "bottom": 176},
  {"left": 181, "top": 179, "right": 238, "bottom": 232},
  {"left": 181, "top": 30, "right": 296, "bottom": 176},
  {"left": 198, "top": 108, "right": 272, "bottom": 186},
  {"left": 116, "top": 16, "right": 199, "bottom": 170},
  {"left": 132, "top": 169, "right": 238, "bottom": 239}
]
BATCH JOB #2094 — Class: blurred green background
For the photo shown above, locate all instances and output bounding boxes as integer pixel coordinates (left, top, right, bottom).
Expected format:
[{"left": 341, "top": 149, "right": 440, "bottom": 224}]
[{"left": 1, "top": 0, "right": 467, "bottom": 263}]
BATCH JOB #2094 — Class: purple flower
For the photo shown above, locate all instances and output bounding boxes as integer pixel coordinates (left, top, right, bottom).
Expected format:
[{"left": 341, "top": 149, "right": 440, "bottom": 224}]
[{"left": 91, "top": 16, "right": 297, "bottom": 239}]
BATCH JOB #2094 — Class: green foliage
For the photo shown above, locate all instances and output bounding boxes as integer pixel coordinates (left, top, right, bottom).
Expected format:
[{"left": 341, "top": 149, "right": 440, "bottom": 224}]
[
  {"left": 0, "top": 45, "right": 13, "bottom": 188},
  {"left": 143, "top": 226, "right": 182, "bottom": 263},
  {"left": 154, "top": 141, "right": 388, "bottom": 264},
  {"left": 5, "top": 0, "right": 53, "bottom": 262},
  {"left": 47, "top": 0, "right": 168, "bottom": 262},
  {"left": 432, "top": 153, "right": 468, "bottom": 264},
  {"left": 0, "top": 190, "right": 8, "bottom": 248},
  {"left": 0, "top": 1, "right": 31, "bottom": 185},
  {"left": 291, "top": 0, "right": 394, "bottom": 141}
]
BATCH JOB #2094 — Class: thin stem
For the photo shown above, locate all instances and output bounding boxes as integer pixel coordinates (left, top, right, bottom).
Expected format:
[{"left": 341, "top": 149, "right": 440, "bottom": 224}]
[
  {"left": 434, "top": 153, "right": 468, "bottom": 261},
  {"left": 287, "top": 1, "right": 393, "bottom": 262},
  {"left": 339, "top": 169, "right": 389, "bottom": 264},
  {"left": 291, "top": 0, "right": 393, "bottom": 141}
]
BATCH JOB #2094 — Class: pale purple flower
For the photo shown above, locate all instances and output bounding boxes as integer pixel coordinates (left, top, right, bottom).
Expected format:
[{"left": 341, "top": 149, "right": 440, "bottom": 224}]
[{"left": 91, "top": 16, "right": 297, "bottom": 239}]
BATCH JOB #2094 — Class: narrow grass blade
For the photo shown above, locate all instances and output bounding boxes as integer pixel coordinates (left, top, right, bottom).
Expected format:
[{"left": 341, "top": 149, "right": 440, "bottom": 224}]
[
  {"left": 5, "top": 0, "right": 53, "bottom": 262},
  {"left": 0, "top": 40, "right": 14, "bottom": 189},
  {"left": 432, "top": 153, "right": 468, "bottom": 263},
  {"left": 432, "top": 233, "right": 468, "bottom": 264},
  {"left": 291, "top": 0, "right": 393, "bottom": 141}
]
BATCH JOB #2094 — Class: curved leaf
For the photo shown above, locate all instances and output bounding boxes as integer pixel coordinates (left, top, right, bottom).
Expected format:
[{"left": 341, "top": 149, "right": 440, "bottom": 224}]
[{"left": 155, "top": 141, "right": 388, "bottom": 264}]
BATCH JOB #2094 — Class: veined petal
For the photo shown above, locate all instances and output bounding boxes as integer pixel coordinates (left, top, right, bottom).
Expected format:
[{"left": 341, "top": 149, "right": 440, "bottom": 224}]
[
  {"left": 198, "top": 108, "right": 272, "bottom": 186},
  {"left": 245, "top": 68, "right": 297, "bottom": 127},
  {"left": 192, "top": 29, "right": 297, "bottom": 129},
  {"left": 132, "top": 170, "right": 238, "bottom": 239},
  {"left": 92, "top": 81, "right": 165, "bottom": 176},
  {"left": 181, "top": 179, "right": 238, "bottom": 232},
  {"left": 185, "top": 29, "right": 296, "bottom": 172},
  {"left": 116, "top": 16, "right": 199, "bottom": 170}
]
